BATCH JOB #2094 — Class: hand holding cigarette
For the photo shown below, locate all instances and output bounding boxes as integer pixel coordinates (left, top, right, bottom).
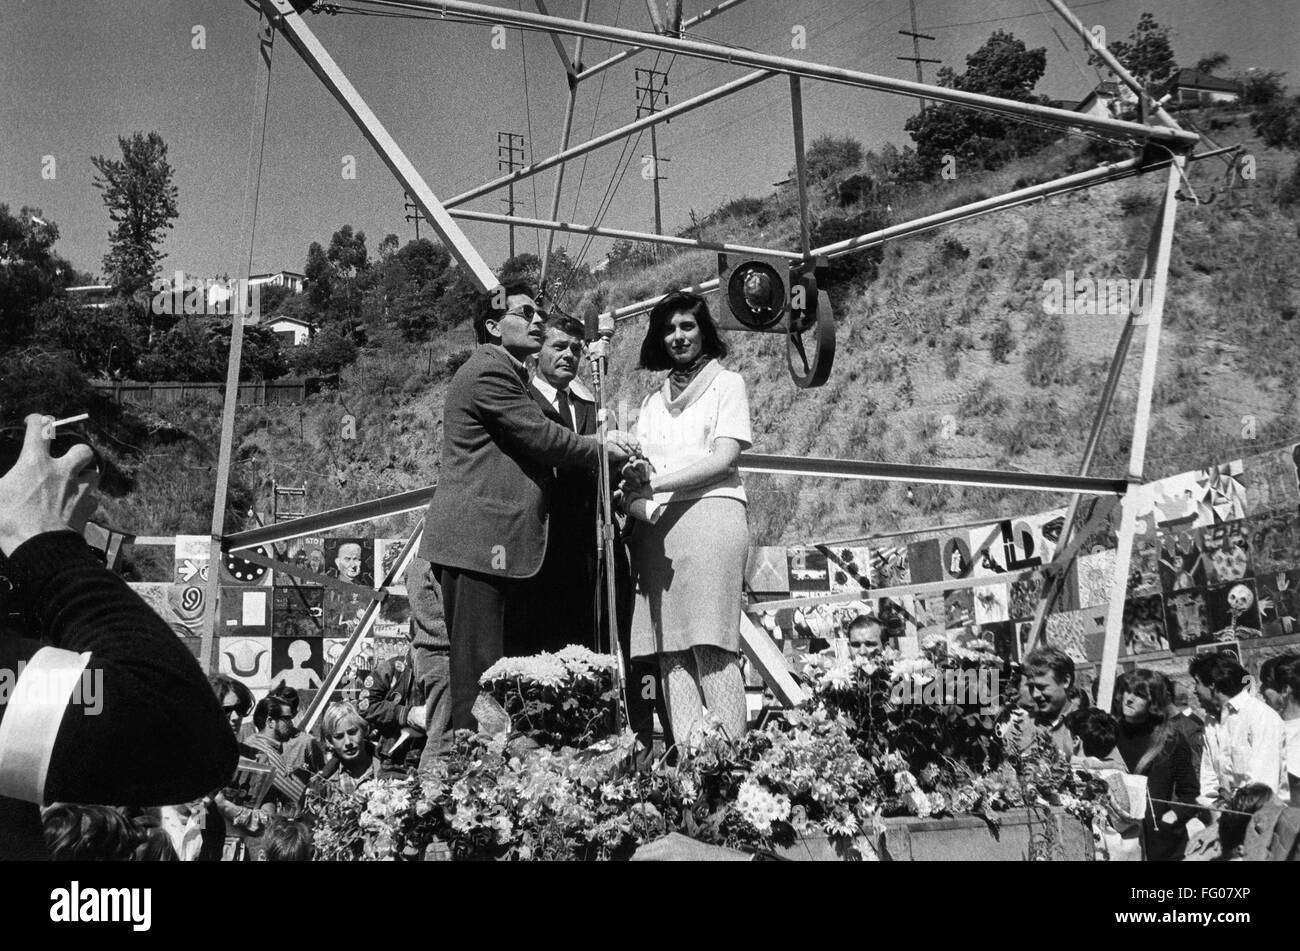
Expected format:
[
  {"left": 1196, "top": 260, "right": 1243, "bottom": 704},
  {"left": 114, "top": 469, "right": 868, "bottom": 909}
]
[{"left": 0, "top": 413, "right": 100, "bottom": 556}]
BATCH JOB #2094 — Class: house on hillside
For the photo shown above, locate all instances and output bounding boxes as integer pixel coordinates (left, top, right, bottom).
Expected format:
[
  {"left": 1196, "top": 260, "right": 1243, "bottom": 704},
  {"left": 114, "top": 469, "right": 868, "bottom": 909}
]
[
  {"left": 65, "top": 284, "right": 115, "bottom": 309},
  {"left": 250, "top": 270, "right": 306, "bottom": 295},
  {"left": 1075, "top": 81, "right": 1139, "bottom": 119},
  {"left": 266, "top": 315, "right": 314, "bottom": 347},
  {"left": 1158, "top": 69, "right": 1242, "bottom": 108}
]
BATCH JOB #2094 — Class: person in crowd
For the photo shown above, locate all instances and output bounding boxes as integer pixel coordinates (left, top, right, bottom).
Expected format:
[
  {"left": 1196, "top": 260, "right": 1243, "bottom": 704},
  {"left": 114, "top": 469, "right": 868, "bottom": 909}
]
[
  {"left": 1111, "top": 669, "right": 1200, "bottom": 860},
  {"left": 526, "top": 312, "right": 665, "bottom": 757},
  {"left": 1160, "top": 673, "right": 1205, "bottom": 768},
  {"left": 265, "top": 681, "right": 325, "bottom": 775},
  {"left": 361, "top": 638, "right": 432, "bottom": 770},
  {"left": 316, "top": 701, "right": 385, "bottom": 794},
  {"left": 1213, "top": 783, "right": 1276, "bottom": 861},
  {"left": 1004, "top": 647, "right": 1080, "bottom": 757},
  {"left": 262, "top": 818, "right": 313, "bottom": 861},
  {"left": 243, "top": 693, "right": 313, "bottom": 813},
  {"left": 210, "top": 672, "right": 255, "bottom": 743},
  {"left": 418, "top": 283, "right": 635, "bottom": 731},
  {"left": 0, "top": 414, "right": 237, "bottom": 859},
  {"left": 847, "top": 614, "right": 884, "bottom": 649},
  {"left": 1190, "top": 651, "right": 1287, "bottom": 808},
  {"left": 620, "top": 291, "right": 753, "bottom": 750},
  {"left": 42, "top": 803, "right": 139, "bottom": 861},
  {"left": 1259, "top": 652, "right": 1300, "bottom": 806},
  {"left": 1065, "top": 707, "right": 1142, "bottom": 859}
]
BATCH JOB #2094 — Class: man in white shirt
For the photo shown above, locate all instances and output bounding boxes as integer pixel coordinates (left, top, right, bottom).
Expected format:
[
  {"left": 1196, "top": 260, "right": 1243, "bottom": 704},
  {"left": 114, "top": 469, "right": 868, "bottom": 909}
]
[{"left": 1189, "top": 652, "right": 1287, "bottom": 807}]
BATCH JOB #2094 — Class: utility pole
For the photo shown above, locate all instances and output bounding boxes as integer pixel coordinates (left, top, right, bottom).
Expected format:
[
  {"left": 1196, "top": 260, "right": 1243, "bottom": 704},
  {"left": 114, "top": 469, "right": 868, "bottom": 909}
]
[
  {"left": 635, "top": 67, "right": 670, "bottom": 244},
  {"left": 497, "top": 131, "right": 526, "bottom": 259},
  {"left": 897, "top": 0, "right": 939, "bottom": 110},
  {"left": 403, "top": 192, "right": 425, "bottom": 241}
]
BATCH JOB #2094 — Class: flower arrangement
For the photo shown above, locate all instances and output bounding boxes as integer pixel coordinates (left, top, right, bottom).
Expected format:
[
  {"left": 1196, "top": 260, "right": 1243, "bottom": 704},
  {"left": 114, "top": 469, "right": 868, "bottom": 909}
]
[
  {"left": 307, "top": 641, "right": 1116, "bottom": 860},
  {"left": 478, "top": 644, "right": 620, "bottom": 748}
]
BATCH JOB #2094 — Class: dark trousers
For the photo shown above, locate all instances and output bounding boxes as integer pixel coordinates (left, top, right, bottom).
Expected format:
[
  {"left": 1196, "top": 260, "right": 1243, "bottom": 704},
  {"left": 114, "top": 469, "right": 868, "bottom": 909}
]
[{"left": 438, "top": 565, "right": 531, "bottom": 731}]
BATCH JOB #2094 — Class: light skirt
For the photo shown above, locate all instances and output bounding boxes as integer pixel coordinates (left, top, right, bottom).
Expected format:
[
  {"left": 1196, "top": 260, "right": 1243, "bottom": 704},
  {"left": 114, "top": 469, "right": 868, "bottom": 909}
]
[{"left": 628, "top": 496, "right": 749, "bottom": 658}]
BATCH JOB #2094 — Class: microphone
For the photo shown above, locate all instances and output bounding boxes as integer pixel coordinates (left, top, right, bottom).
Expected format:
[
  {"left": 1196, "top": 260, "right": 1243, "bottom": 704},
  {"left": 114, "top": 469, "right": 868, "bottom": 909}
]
[{"left": 597, "top": 311, "right": 615, "bottom": 339}]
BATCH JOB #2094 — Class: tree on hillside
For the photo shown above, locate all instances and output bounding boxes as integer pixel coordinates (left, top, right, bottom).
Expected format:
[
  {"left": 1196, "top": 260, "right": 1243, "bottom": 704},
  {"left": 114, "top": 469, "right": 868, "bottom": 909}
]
[
  {"left": 36, "top": 297, "right": 141, "bottom": 378},
  {"left": 604, "top": 239, "right": 656, "bottom": 276},
  {"left": 305, "top": 241, "right": 333, "bottom": 310},
  {"left": 1251, "top": 95, "right": 1300, "bottom": 150},
  {"left": 1103, "top": 13, "right": 1176, "bottom": 88},
  {"left": 1238, "top": 70, "right": 1288, "bottom": 107},
  {"left": 377, "top": 232, "right": 400, "bottom": 261},
  {"left": 804, "top": 135, "right": 865, "bottom": 182},
  {"left": 136, "top": 318, "right": 288, "bottom": 382},
  {"left": 904, "top": 30, "right": 1055, "bottom": 176},
  {"left": 0, "top": 205, "right": 83, "bottom": 349},
  {"left": 91, "top": 132, "right": 179, "bottom": 303}
]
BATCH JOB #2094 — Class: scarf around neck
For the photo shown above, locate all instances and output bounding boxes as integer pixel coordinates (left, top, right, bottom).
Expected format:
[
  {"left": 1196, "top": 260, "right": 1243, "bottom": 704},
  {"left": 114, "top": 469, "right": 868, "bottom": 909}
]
[{"left": 667, "top": 354, "right": 713, "bottom": 400}]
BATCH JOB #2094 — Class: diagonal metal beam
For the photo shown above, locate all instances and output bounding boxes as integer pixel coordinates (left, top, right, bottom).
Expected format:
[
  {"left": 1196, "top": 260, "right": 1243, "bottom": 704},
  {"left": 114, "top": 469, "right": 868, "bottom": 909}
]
[
  {"left": 575, "top": 0, "right": 751, "bottom": 82},
  {"left": 450, "top": 206, "right": 804, "bottom": 259},
  {"left": 532, "top": 0, "right": 576, "bottom": 75},
  {"left": 259, "top": 0, "right": 498, "bottom": 290},
  {"left": 356, "top": 0, "right": 1199, "bottom": 146},
  {"left": 446, "top": 69, "right": 774, "bottom": 208},
  {"left": 540, "top": 0, "right": 589, "bottom": 288},
  {"left": 224, "top": 485, "right": 435, "bottom": 551}
]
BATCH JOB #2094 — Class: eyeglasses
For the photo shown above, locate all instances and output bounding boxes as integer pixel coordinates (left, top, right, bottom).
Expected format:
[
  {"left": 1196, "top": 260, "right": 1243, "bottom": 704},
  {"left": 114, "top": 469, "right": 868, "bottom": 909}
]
[
  {"left": 222, "top": 705, "right": 244, "bottom": 716},
  {"left": 502, "top": 304, "right": 546, "bottom": 321}
]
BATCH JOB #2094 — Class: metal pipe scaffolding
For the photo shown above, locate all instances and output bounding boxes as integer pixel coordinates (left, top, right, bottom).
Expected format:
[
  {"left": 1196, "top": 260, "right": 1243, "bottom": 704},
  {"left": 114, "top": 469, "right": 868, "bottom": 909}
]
[
  {"left": 575, "top": 0, "right": 751, "bottom": 82},
  {"left": 445, "top": 69, "right": 775, "bottom": 208},
  {"left": 353, "top": 0, "right": 1200, "bottom": 147}
]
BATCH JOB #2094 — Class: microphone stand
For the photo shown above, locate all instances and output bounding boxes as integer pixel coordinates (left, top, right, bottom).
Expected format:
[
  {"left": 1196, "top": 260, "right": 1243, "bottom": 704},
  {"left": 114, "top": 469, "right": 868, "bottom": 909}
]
[{"left": 588, "top": 317, "right": 631, "bottom": 736}]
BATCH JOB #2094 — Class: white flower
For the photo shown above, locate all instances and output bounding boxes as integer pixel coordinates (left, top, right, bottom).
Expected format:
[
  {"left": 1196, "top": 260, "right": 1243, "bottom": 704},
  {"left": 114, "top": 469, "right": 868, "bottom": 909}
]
[{"left": 735, "top": 779, "right": 791, "bottom": 835}]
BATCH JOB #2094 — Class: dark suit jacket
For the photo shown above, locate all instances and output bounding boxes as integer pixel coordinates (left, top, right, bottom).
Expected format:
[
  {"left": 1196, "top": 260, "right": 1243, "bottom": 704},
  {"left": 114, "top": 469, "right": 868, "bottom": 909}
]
[
  {"left": 530, "top": 379, "right": 598, "bottom": 563},
  {"left": 421, "top": 345, "right": 600, "bottom": 579}
]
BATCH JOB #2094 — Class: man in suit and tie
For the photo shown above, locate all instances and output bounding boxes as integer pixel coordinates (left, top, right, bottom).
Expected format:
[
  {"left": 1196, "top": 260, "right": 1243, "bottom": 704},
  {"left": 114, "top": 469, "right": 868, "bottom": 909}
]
[
  {"left": 527, "top": 313, "right": 666, "bottom": 755},
  {"left": 417, "top": 284, "right": 637, "bottom": 732}
]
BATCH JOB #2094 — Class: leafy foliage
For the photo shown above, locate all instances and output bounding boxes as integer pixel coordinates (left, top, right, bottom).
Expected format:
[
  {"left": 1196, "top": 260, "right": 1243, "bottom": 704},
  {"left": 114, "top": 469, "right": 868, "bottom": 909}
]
[
  {"left": 803, "top": 135, "right": 865, "bottom": 182},
  {"left": 90, "top": 132, "right": 179, "bottom": 299},
  {"left": 1103, "top": 13, "right": 1176, "bottom": 88}
]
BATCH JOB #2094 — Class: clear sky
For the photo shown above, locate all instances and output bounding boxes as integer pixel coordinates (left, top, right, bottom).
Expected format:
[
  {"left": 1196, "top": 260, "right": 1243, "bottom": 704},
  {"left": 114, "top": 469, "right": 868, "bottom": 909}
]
[{"left": 3, "top": 0, "right": 1296, "bottom": 283}]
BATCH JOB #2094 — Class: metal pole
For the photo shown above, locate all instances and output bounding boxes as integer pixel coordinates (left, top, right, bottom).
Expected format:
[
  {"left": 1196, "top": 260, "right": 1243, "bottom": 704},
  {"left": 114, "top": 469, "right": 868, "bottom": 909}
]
[
  {"left": 576, "top": 0, "right": 751, "bottom": 82},
  {"left": 1096, "top": 160, "right": 1183, "bottom": 713},
  {"left": 649, "top": 123, "right": 663, "bottom": 235},
  {"left": 1026, "top": 191, "right": 1168, "bottom": 651},
  {"left": 446, "top": 70, "right": 774, "bottom": 209},
  {"left": 788, "top": 76, "right": 811, "bottom": 257},
  {"left": 508, "top": 182, "right": 516, "bottom": 258},
  {"left": 448, "top": 206, "right": 804, "bottom": 258},
  {"left": 261, "top": 0, "right": 498, "bottom": 290},
  {"left": 532, "top": 0, "right": 575, "bottom": 75},
  {"left": 1044, "top": 0, "right": 1185, "bottom": 132},
  {"left": 540, "top": 0, "right": 589, "bottom": 290},
  {"left": 357, "top": 0, "right": 1200, "bottom": 146},
  {"left": 203, "top": 15, "right": 274, "bottom": 672}
]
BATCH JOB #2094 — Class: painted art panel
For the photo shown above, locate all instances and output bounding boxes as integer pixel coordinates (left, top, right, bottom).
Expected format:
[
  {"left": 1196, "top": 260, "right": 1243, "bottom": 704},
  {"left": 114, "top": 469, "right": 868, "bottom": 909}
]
[
  {"left": 270, "top": 636, "right": 325, "bottom": 693},
  {"left": 1247, "top": 510, "right": 1300, "bottom": 576},
  {"left": 323, "top": 537, "right": 374, "bottom": 588},
  {"left": 746, "top": 547, "right": 790, "bottom": 594},
  {"left": 1242, "top": 446, "right": 1300, "bottom": 516},
  {"left": 275, "top": 536, "right": 327, "bottom": 587},
  {"left": 218, "top": 636, "right": 273, "bottom": 694},
  {"left": 973, "top": 582, "right": 1010, "bottom": 625},
  {"left": 825, "top": 546, "right": 872, "bottom": 593},
  {"left": 906, "top": 539, "right": 943, "bottom": 584},
  {"left": 1165, "top": 588, "right": 1211, "bottom": 651},
  {"left": 1077, "top": 549, "right": 1117, "bottom": 608},
  {"left": 1200, "top": 519, "right": 1253, "bottom": 586},
  {"left": 1123, "top": 594, "right": 1169, "bottom": 655},
  {"left": 1257, "top": 569, "right": 1300, "bottom": 638},
  {"left": 1204, "top": 580, "right": 1264, "bottom": 642},
  {"left": 787, "top": 547, "right": 830, "bottom": 596}
]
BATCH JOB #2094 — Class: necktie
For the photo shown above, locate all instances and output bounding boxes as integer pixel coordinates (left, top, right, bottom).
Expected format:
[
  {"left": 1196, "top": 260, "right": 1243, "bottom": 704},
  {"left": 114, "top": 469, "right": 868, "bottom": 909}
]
[{"left": 555, "top": 389, "right": 575, "bottom": 430}]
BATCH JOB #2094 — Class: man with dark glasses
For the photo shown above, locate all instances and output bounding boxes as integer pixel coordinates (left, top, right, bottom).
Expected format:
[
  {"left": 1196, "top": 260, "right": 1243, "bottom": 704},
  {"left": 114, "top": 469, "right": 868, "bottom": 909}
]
[{"left": 415, "top": 283, "right": 640, "bottom": 732}]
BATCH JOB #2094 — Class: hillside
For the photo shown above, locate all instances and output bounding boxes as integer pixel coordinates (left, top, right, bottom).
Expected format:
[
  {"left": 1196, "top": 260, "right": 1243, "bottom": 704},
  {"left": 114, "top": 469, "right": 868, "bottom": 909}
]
[{"left": 89, "top": 106, "right": 1300, "bottom": 562}]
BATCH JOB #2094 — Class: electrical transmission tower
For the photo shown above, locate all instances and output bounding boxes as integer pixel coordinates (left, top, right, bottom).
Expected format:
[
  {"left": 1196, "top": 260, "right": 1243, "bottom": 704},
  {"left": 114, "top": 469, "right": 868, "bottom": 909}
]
[
  {"left": 635, "top": 67, "right": 671, "bottom": 240},
  {"left": 497, "top": 131, "right": 527, "bottom": 259},
  {"left": 897, "top": 0, "right": 940, "bottom": 110}
]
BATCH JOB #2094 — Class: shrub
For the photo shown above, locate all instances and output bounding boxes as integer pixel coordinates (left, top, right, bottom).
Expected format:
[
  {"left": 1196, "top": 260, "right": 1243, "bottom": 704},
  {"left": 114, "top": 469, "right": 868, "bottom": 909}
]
[
  {"left": 804, "top": 135, "right": 865, "bottom": 182},
  {"left": 445, "top": 348, "right": 473, "bottom": 376},
  {"left": 1022, "top": 315, "right": 1069, "bottom": 387},
  {"left": 963, "top": 376, "right": 1008, "bottom": 418},
  {"left": 291, "top": 329, "right": 357, "bottom": 377},
  {"left": 809, "top": 210, "right": 888, "bottom": 291},
  {"left": 940, "top": 236, "right": 971, "bottom": 267},
  {"left": 988, "top": 316, "right": 1015, "bottom": 363}
]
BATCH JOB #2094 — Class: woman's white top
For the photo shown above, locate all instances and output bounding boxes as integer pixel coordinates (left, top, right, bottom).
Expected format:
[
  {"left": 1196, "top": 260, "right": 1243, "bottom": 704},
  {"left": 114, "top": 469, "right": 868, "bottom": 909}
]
[{"left": 635, "top": 360, "right": 752, "bottom": 507}]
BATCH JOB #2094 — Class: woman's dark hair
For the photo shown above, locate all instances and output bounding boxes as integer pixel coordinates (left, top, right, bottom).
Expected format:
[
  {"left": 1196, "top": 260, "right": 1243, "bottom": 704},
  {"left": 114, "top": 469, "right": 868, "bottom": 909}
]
[
  {"left": 208, "top": 673, "right": 253, "bottom": 717},
  {"left": 638, "top": 291, "right": 728, "bottom": 371},
  {"left": 1260, "top": 652, "right": 1300, "bottom": 701},
  {"left": 1217, "top": 783, "right": 1274, "bottom": 857},
  {"left": 42, "top": 804, "right": 137, "bottom": 861},
  {"left": 269, "top": 680, "right": 302, "bottom": 715},
  {"left": 1064, "top": 707, "right": 1117, "bottom": 758},
  {"left": 263, "top": 818, "right": 314, "bottom": 861},
  {"left": 1114, "top": 668, "right": 1174, "bottom": 774},
  {"left": 131, "top": 815, "right": 178, "bottom": 862}
]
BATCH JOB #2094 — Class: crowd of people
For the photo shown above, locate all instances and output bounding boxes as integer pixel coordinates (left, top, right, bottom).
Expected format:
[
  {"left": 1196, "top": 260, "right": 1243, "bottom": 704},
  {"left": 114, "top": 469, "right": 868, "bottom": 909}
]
[
  {"left": 1004, "top": 644, "right": 1300, "bottom": 860},
  {"left": 2, "top": 280, "right": 1298, "bottom": 861}
]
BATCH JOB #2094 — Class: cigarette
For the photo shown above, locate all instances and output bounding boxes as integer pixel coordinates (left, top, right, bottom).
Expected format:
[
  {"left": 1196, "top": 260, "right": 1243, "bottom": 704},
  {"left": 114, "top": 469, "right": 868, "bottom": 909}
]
[{"left": 49, "top": 413, "right": 89, "bottom": 430}]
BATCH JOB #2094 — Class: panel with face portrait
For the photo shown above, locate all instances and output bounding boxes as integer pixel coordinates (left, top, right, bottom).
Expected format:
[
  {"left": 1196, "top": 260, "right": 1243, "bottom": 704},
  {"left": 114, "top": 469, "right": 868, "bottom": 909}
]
[{"left": 324, "top": 537, "right": 374, "bottom": 588}]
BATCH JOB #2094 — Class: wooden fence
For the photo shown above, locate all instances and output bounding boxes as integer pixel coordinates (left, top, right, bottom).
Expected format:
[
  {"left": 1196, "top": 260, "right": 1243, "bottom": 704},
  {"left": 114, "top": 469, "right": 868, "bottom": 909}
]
[{"left": 91, "top": 378, "right": 328, "bottom": 407}]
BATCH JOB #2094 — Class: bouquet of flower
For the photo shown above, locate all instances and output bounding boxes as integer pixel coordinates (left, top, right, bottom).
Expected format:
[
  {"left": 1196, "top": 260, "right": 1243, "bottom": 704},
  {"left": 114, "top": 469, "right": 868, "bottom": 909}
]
[{"left": 478, "top": 644, "right": 620, "bottom": 749}]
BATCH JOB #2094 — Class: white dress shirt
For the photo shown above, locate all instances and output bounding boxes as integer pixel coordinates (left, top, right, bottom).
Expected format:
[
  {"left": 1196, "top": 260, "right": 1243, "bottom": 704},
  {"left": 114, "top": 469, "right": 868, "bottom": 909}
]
[
  {"left": 531, "top": 376, "right": 578, "bottom": 430},
  {"left": 1198, "top": 688, "right": 1288, "bottom": 804}
]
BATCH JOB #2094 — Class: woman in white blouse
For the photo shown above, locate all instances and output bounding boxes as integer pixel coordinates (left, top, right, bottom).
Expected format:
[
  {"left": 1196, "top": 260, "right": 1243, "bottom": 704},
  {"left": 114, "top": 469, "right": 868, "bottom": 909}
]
[{"left": 621, "top": 291, "right": 752, "bottom": 750}]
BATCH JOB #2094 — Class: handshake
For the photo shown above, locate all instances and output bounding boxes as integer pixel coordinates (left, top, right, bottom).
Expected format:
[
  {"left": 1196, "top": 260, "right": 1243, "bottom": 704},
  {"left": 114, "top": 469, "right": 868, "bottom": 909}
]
[{"left": 614, "top": 450, "right": 659, "bottom": 522}]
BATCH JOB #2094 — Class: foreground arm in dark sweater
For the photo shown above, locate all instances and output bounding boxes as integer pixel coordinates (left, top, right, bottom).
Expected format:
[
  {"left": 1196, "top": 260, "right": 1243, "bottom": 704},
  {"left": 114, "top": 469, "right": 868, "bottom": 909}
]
[{"left": 4, "top": 530, "right": 238, "bottom": 805}]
